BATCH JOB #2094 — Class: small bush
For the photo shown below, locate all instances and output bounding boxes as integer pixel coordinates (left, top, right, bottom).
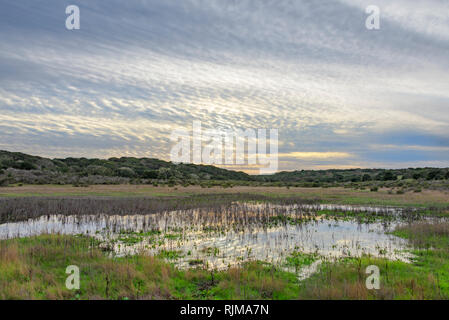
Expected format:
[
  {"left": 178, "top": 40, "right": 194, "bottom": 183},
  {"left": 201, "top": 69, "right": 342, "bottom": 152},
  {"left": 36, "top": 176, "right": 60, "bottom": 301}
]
[{"left": 0, "top": 178, "right": 8, "bottom": 187}]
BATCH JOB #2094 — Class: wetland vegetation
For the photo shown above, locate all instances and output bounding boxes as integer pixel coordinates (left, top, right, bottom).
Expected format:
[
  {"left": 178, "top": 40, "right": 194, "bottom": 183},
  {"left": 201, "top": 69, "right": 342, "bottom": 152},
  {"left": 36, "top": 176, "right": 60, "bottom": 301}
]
[
  {"left": 0, "top": 189, "right": 448, "bottom": 300},
  {"left": 1, "top": 219, "right": 448, "bottom": 300}
]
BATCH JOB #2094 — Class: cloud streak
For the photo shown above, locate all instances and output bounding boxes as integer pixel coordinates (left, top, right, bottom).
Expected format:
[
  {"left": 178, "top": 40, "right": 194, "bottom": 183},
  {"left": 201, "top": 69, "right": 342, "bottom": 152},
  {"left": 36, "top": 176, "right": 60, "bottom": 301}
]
[{"left": 0, "top": 0, "right": 448, "bottom": 171}]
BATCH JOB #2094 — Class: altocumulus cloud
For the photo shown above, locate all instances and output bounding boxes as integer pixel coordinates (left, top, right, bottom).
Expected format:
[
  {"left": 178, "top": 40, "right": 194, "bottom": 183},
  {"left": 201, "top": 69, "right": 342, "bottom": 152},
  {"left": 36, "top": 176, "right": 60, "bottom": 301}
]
[{"left": 0, "top": 0, "right": 448, "bottom": 171}]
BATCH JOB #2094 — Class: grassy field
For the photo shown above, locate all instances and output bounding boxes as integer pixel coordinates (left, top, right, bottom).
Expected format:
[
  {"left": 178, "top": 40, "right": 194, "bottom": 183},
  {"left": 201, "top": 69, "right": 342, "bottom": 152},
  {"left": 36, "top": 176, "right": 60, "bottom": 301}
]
[
  {"left": 1, "top": 220, "right": 448, "bottom": 300},
  {"left": 0, "top": 235, "right": 301, "bottom": 300},
  {"left": 298, "top": 220, "right": 449, "bottom": 299},
  {"left": 297, "top": 221, "right": 449, "bottom": 299},
  {"left": 1, "top": 184, "right": 448, "bottom": 208},
  {"left": 0, "top": 184, "right": 448, "bottom": 299}
]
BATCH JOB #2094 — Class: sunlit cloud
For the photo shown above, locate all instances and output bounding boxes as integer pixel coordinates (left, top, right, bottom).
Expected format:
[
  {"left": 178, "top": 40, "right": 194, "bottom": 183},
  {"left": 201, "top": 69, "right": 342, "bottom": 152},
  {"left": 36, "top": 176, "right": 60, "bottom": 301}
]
[
  {"left": 0, "top": 0, "right": 448, "bottom": 171},
  {"left": 279, "top": 152, "right": 353, "bottom": 160}
]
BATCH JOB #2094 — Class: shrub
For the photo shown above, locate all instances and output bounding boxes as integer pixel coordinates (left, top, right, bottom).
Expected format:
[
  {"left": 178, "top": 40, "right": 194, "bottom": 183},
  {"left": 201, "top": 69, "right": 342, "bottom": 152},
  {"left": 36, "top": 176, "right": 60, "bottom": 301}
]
[
  {"left": 12, "top": 161, "right": 36, "bottom": 170},
  {"left": 0, "top": 178, "right": 8, "bottom": 187},
  {"left": 142, "top": 170, "right": 158, "bottom": 179},
  {"left": 117, "top": 167, "right": 135, "bottom": 178},
  {"left": 382, "top": 172, "right": 396, "bottom": 181},
  {"left": 426, "top": 170, "right": 441, "bottom": 180},
  {"left": 362, "top": 174, "right": 371, "bottom": 181}
]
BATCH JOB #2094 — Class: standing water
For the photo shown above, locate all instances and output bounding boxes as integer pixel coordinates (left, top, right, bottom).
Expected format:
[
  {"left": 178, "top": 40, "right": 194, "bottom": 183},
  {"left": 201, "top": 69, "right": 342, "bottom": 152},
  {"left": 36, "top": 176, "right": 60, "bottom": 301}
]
[{"left": 0, "top": 203, "right": 414, "bottom": 277}]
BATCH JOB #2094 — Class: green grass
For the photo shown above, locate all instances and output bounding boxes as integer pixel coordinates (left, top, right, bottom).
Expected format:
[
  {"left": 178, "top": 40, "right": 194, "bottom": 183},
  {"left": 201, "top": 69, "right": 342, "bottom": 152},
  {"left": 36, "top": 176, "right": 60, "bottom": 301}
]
[
  {"left": 157, "top": 250, "right": 184, "bottom": 260},
  {"left": 0, "top": 235, "right": 303, "bottom": 300},
  {"left": 285, "top": 251, "right": 318, "bottom": 269},
  {"left": 296, "top": 221, "right": 449, "bottom": 299},
  {"left": 250, "top": 190, "right": 449, "bottom": 209}
]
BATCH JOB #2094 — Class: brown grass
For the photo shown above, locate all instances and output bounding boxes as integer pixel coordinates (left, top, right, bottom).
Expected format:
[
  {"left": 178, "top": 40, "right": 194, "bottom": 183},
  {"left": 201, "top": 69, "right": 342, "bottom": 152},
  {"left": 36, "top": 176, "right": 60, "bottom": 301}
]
[{"left": 1, "top": 184, "right": 448, "bottom": 208}]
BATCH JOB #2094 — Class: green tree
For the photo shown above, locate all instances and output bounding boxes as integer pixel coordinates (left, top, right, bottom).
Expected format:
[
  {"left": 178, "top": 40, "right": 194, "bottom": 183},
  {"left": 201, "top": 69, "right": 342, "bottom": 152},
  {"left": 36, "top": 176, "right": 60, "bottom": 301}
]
[{"left": 362, "top": 174, "right": 371, "bottom": 181}]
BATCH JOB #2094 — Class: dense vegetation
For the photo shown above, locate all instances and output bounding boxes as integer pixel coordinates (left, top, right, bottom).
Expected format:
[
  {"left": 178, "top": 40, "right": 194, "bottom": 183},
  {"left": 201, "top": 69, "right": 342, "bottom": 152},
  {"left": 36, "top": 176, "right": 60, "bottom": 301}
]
[
  {"left": 1, "top": 150, "right": 449, "bottom": 189},
  {"left": 261, "top": 167, "right": 449, "bottom": 183},
  {"left": 0, "top": 150, "right": 251, "bottom": 186}
]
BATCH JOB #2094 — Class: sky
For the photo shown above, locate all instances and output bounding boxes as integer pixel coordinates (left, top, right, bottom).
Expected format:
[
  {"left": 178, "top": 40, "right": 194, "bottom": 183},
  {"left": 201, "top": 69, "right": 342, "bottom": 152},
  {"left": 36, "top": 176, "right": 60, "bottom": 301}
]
[{"left": 0, "top": 0, "right": 448, "bottom": 173}]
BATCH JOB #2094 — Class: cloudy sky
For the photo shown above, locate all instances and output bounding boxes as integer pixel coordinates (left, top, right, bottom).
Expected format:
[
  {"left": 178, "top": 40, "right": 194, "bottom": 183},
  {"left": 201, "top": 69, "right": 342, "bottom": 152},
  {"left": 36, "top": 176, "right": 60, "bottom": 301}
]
[{"left": 1, "top": 0, "right": 448, "bottom": 173}]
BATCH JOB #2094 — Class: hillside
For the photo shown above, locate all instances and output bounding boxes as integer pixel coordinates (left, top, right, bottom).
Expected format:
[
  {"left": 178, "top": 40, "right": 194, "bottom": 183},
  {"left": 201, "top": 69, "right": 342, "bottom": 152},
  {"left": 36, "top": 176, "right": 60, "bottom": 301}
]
[
  {"left": 0, "top": 150, "right": 252, "bottom": 186},
  {"left": 260, "top": 167, "right": 449, "bottom": 183},
  {"left": 1, "top": 150, "right": 448, "bottom": 187}
]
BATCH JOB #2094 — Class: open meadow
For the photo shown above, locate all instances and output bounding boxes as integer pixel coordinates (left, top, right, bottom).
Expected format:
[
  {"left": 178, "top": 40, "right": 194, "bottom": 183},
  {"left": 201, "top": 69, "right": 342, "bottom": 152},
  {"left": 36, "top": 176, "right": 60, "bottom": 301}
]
[{"left": 1, "top": 184, "right": 449, "bottom": 207}]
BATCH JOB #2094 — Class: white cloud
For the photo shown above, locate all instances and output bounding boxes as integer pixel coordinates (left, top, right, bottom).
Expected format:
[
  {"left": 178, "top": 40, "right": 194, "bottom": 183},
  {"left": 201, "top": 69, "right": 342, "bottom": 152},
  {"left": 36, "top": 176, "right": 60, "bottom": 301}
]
[{"left": 0, "top": 0, "right": 448, "bottom": 170}]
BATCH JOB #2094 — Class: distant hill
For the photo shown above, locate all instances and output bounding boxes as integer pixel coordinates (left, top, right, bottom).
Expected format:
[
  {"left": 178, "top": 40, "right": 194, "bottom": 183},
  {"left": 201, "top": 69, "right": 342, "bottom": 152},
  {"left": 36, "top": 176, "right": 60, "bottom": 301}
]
[
  {"left": 0, "top": 150, "right": 252, "bottom": 185},
  {"left": 0, "top": 150, "right": 448, "bottom": 186},
  {"left": 259, "top": 167, "right": 449, "bottom": 183}
]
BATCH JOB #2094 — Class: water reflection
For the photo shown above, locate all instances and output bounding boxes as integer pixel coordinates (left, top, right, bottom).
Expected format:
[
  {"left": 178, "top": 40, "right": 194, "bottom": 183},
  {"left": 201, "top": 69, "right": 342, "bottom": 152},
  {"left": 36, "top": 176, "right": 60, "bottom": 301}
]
[{"left": 0, "top": 203, "right": 414, "bottom": 274}]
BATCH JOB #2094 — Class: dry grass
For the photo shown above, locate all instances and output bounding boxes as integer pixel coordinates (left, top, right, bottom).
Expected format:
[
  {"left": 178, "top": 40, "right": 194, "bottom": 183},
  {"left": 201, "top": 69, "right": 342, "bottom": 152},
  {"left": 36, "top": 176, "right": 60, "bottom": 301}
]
[
  {"left": 1, "top": 184, "right": 448, "bottom": 207},
  {"left": 0, "top": 193, "right": 320, "bottom": 223}
]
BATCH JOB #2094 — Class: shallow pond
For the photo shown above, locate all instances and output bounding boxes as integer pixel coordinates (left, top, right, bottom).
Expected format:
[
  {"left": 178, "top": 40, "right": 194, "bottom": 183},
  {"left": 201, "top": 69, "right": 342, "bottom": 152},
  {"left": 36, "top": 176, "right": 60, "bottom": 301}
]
[{"left": 0, "top": 203, "right": 415, "bottom": 276}]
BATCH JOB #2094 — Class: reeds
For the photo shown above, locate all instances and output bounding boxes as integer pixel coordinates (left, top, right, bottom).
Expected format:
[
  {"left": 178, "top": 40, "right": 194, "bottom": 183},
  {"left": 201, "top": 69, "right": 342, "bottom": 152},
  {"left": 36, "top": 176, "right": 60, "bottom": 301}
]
[
  {"left": 0, "top": 194, "right": 320, "bottom": 223},
  {"left": 394, "top": 220, "right": 449, "bottom": 248}
]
